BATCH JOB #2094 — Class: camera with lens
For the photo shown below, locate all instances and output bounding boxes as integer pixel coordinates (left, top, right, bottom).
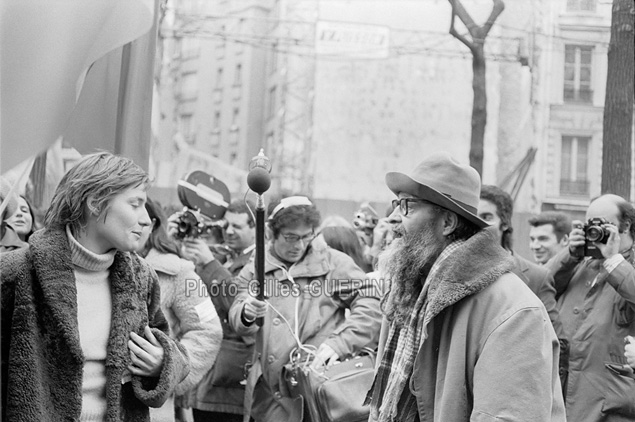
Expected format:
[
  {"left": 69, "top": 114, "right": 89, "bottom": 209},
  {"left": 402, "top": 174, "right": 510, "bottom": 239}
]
[
  {"left": 583, "top": 217, "right": 610, "bottom": 258},
  {"left": 174, "top": 170, "right": 231, "bottom": 240},
  {"left": 352, "top": 203, "right": 379, "bottom": 248},
  {"left": 173, "top": 208, "right": 228, "bottom": 240},
  {"left": 352, "top": 203, "right": 379, "bottom": 233},
  {"left": 584, "top": 217, "right": 610, "bottom": 244}
]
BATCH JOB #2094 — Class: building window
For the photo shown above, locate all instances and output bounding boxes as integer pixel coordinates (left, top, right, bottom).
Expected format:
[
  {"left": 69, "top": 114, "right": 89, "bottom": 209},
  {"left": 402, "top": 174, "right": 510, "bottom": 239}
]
[
  {"left": 560, "top": 135, "right": 590, "bottom": 196},
  {"left": 180, "top": 71, "right": 198, "bottom": 100},
  {"left": 179, "top": 114, "right": 194, "bottom": 144},
  {"left": 230, "top": 108, "right": 240, "bottom": 144},
  {"left": 210, "top": 111, "right": 221, "bottom": 147},
  {"left": 234, "top": 64, "right": 242, "bottom": 86},
  {"left": 216, "top": 68, "right": 223, "bottom": 88},
  {"left": 566, "top": 0, "right": 596, "bottom": 12},
  {"left": 268, "top": 86, "right": 277, "bottom": 119},
  {"left": 231, "top": 108, "right": 240, "bottom": 127},
  {"left": 269, "top": 51, "right": 278, "bottom": 75},
  {"left": 564, "top": 45, "right": 593, "bottom": 103},
  {"left": 235, "top": 20, "right": 245, "bottom": 54},
  {"left": 217, "top": 25, "right": 226, "bottom": 55},
  {"left": 209, "top": 132, "right": 220, "bottom": 148}
]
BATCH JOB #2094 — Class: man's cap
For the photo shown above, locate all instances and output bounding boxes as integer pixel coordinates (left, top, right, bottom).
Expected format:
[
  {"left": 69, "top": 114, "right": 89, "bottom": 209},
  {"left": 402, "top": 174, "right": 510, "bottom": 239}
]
[{"left": 386, "top": 152, "right": 488, "bottom": 228}]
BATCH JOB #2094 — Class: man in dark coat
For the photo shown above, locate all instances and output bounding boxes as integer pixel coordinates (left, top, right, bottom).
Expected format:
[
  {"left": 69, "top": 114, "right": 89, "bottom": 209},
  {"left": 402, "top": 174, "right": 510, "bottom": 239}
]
[
  {"left": 547, "top": 194, "right": 635, "bottom": 421},
  {"left": 478, "top": 185, "right": 563, "bottom": 337}
]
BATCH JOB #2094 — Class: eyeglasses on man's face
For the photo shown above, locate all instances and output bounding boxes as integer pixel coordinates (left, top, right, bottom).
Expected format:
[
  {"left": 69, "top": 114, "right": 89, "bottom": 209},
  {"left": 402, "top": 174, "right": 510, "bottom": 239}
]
[
  {"left": 391, "top": 198, "right": 427, "bottom": 216},
  {"left": 279, "top": 231, "right": 315, "bottom": 244}
]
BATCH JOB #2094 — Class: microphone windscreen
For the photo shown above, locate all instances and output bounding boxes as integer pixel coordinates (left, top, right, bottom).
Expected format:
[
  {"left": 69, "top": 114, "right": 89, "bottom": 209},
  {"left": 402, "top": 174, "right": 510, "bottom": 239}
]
[{"left": 247, "top": 167, "right": 271, "bottom": 194}]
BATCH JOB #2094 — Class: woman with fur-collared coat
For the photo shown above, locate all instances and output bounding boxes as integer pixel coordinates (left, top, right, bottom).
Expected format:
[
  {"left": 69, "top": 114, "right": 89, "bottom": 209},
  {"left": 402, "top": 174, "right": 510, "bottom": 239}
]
[{"left": 1, "top": 153, "right": 190, "bottom": 422}]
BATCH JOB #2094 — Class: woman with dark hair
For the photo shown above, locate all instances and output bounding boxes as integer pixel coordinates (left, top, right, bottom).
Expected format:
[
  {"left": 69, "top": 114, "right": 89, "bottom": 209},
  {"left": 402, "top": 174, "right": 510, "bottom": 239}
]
[
  {"left": 6, "top": 195, "right": 36, "bottom": 242},
  {"left": 1, "top": 152, "right": 189, "bottom": 421},
  {"left": 137, "top": 198, "right": 222, "bottom": 422},
  {"left": 0, "top": 177, "right": 26, "bottom": 253},
  {"left": 320, "top": 225, "right": 372, "bottom": 272}
]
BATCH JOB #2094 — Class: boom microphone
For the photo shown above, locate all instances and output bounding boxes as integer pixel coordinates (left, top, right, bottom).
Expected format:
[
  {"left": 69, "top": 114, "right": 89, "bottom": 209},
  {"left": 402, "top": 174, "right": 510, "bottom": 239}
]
[
  {"left": 247, "top": 149, "right": 272, "bottom": 328},
  {"left": 247, "top": 168, "right": 271, "bottom": 195},
  {"left": 247, "top": 149, "right": 272, "bottom": 195}
]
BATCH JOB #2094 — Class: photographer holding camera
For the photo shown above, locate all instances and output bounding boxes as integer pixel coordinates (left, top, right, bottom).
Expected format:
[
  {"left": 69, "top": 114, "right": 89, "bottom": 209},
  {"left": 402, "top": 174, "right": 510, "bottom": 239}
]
[
  {"left": 547, "top": 194, "right": 635, "bottom": 421},
  {"left": 168, "top": 200, "right": 257, "bottom": 422}
]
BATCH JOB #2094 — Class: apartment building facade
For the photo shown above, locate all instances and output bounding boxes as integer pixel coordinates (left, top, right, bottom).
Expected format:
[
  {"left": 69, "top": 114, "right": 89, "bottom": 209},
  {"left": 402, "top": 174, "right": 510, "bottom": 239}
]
[{"left": 151, "top": 0, "right": 633, "bottom": 231}]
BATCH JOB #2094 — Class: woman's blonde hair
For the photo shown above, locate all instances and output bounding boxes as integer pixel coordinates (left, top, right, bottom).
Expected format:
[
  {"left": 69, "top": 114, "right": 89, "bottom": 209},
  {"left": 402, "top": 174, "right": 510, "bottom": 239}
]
[{"left": 44, "top": 152, "right": 149, "bottom": 235}]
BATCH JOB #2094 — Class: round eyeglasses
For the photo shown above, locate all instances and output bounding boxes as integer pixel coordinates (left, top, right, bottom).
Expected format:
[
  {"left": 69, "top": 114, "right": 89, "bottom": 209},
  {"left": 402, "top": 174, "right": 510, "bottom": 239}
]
[{"left": 391, "top": 198, "right": 427, "bottom": 216}]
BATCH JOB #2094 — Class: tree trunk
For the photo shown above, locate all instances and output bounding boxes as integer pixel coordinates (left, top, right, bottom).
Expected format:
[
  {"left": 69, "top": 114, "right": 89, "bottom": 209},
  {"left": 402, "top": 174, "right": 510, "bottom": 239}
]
[
  {"left": 601, "top": 0, "right": 635, "bottom": 200},
  {"left": 471, "top": 43, "right": 487, "bottom": 176},
  {"left": 448, "top": 0, "right": 505, "bottom": 178}
]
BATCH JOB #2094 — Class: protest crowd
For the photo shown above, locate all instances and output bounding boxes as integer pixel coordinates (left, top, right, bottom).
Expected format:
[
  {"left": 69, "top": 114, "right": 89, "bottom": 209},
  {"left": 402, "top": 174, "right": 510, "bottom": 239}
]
[
  {"left": 2, "top": 148, "right": 634, "bottom": 422},
  {"left": 1, "top": 1, "right": 634, "bottom": 421}
]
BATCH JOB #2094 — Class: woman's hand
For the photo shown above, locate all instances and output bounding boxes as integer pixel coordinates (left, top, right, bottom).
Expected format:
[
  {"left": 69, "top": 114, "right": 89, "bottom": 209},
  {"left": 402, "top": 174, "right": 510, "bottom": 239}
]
[{"left": 128, "top": 326, "right": 165, "bottom": 377}]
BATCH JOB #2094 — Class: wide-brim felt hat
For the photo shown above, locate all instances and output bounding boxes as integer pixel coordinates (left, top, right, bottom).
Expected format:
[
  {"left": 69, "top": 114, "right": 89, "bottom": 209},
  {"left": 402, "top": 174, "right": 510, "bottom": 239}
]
[{"left": 386, "top": 152, "right": 489, "bottom": 228}]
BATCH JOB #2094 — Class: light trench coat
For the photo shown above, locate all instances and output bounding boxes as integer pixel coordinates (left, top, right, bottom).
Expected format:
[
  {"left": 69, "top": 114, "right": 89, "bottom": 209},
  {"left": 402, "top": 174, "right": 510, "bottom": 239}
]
[{"left": 229, "top": 237, "right": 382, "bottom": 422}]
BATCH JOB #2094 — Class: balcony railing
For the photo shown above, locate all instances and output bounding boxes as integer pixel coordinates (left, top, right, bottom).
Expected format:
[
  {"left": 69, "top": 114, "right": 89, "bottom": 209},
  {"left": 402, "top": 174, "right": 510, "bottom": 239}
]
[
  {"left": 564, "top": 88, "right": 593, "bottom": 103},
  {"left": 566, "top": 0, "right": 596, "bottom": 13},
  {"left": 560, "top": 179, "right": 589, "bottom": 196}
]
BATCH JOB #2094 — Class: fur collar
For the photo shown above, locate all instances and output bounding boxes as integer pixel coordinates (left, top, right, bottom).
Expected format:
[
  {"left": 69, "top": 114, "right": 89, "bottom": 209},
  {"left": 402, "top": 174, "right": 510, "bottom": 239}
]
[
  {"left": 424, "top": 227, "right": 515, "bottom": 322},
  {"left": 28, "top": 227, "right": 143, "bottom": 371}
]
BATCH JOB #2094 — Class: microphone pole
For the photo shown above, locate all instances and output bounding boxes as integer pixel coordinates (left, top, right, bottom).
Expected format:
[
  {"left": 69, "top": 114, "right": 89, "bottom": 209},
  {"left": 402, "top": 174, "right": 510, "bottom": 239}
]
[{"left": 247, "top": 149, "right": 272, "bottom": 327}]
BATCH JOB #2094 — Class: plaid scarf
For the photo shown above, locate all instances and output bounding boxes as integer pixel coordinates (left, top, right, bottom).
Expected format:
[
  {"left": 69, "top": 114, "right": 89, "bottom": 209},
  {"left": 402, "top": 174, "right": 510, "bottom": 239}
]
[{"left": 366, "top": 241, "right": 464, "bottom": 422}]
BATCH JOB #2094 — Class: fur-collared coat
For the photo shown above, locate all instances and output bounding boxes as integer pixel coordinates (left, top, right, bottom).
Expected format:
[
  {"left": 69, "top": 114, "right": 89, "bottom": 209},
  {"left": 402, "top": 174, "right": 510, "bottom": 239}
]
[
  {"left": 375, "top": 229, "right": 566, "bottom": 421},
  {"left": 1, "top": 227, "right": 190, "bottom": 422}
]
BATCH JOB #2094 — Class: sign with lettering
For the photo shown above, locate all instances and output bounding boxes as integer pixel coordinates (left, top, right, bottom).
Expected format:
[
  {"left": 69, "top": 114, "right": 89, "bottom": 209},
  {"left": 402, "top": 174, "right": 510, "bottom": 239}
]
[{"left": 315, "top": 21, "right": 390, "bottom": 59}]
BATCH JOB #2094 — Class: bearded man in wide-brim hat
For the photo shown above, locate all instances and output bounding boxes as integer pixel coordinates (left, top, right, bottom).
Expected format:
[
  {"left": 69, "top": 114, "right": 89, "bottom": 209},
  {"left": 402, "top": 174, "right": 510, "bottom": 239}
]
[{"left": 366, "top": 152, "right": 566, "bottom": 422}]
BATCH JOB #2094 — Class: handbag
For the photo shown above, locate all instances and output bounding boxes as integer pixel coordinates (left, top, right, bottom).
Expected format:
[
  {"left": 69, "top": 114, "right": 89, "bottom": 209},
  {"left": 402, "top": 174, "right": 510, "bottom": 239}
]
[{"left": 283, "top": 348, "right": 376, "bottom": 422}]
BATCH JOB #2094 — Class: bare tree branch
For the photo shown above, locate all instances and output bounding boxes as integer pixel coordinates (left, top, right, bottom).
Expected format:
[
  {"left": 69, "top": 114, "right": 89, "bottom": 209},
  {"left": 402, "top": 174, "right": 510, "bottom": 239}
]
[
  {"left": 449, "top": 0, "right": 505, "bottom": 45},
  {"left": 447, "top": 0, "right": 506, "bottom": 177},
  {"left": 449, "top": 0, "right": 477, "bottom": 32},
  {"left": 481, "top": 0, "right": 506, "bottom": 38},
  {"left": 449, "top": 0, "right": 475, "bottom": 52}
]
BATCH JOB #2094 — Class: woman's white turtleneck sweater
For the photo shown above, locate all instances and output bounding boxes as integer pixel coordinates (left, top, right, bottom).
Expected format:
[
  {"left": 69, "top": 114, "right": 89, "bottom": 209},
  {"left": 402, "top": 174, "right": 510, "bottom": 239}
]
[{"left": 66, "top": 226, "right": 116, "bottom": 421}]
